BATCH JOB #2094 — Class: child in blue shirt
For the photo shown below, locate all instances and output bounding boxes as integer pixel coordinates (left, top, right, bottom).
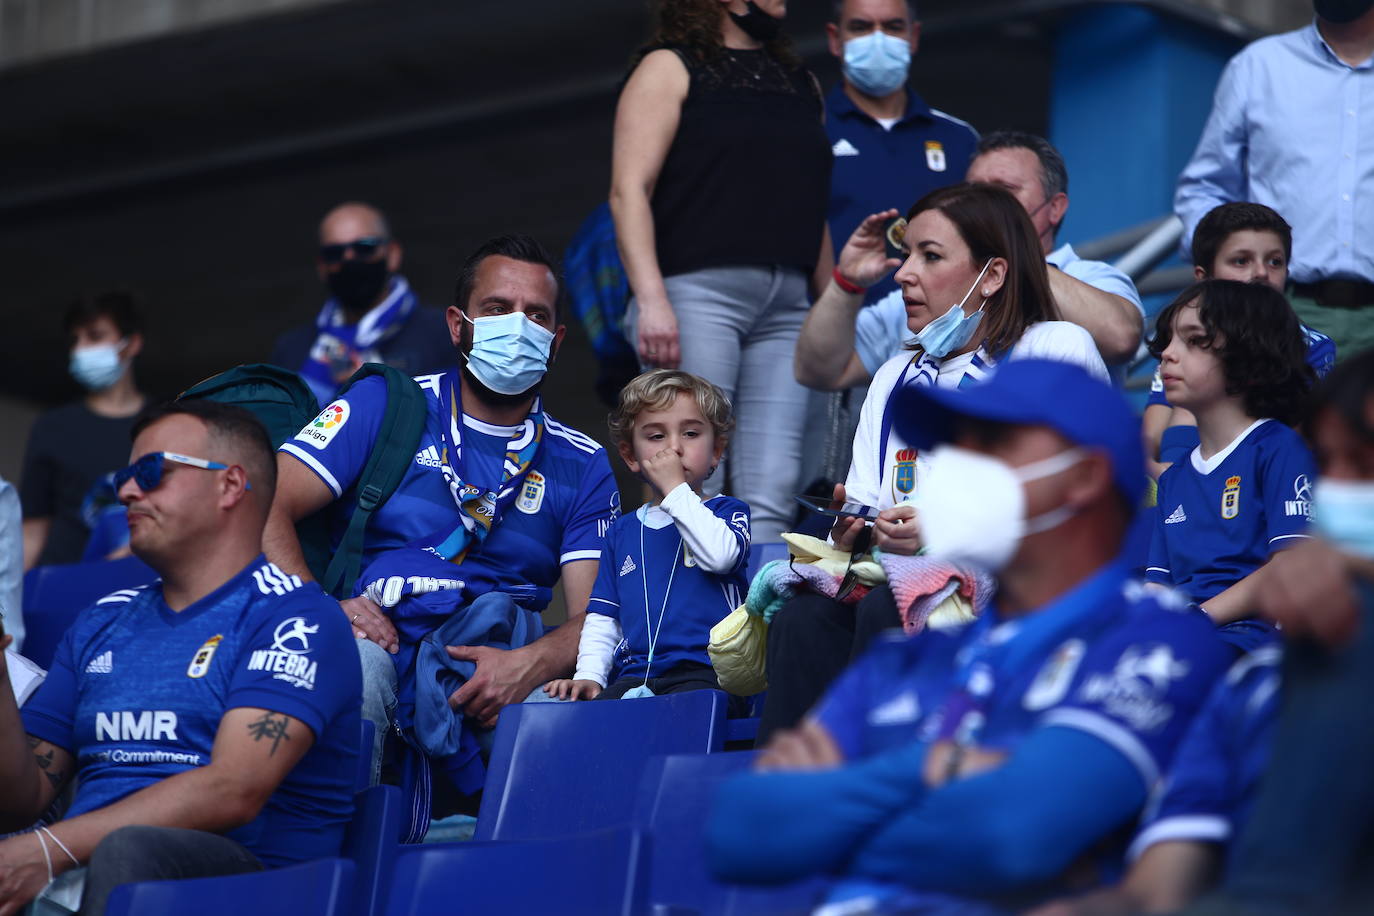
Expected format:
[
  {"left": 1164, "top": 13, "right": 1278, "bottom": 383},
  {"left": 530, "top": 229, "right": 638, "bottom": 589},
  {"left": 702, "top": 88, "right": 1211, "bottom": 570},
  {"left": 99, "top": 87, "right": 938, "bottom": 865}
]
[
  {"left": 544, "top": 370, "right": 750, "bottom": 702},
  {"left": 1146, "top": 279, "right": 1317, "bottom": 652},
  {"left": 1144, "top": 202, "right": 1335, "bottom": 477}
]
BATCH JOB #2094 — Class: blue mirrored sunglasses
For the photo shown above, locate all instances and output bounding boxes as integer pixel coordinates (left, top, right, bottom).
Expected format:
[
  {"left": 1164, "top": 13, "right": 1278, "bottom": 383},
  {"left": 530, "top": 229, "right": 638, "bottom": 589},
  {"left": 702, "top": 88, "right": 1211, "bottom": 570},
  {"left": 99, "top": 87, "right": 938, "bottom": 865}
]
[{"left": 114, "top": 451, "right": 250, "bottom": 492}]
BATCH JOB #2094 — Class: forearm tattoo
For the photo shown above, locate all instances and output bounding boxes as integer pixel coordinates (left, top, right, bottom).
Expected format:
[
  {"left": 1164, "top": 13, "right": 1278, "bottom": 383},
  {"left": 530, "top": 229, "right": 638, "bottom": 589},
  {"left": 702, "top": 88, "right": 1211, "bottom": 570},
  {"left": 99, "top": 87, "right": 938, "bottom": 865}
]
[
  {"left": 28, "top": 736, "right": 65, "bottom": 789},
  {"left": 245, "top": 712, "right": 291, "bottom": 756}
]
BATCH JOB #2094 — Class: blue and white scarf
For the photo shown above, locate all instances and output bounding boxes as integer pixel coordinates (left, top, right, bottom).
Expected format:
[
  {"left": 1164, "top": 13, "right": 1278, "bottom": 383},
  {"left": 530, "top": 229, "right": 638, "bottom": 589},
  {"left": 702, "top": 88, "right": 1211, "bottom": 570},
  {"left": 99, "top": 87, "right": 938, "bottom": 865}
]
[
  {"left": 300, "top": 274, "right": 418, "bottom": 405},
  {"left": 414, "top": 377, "right": 545, "bottom": 564},
  {"left": 878, "top": 346, "right": 997, "bottom": 480}
]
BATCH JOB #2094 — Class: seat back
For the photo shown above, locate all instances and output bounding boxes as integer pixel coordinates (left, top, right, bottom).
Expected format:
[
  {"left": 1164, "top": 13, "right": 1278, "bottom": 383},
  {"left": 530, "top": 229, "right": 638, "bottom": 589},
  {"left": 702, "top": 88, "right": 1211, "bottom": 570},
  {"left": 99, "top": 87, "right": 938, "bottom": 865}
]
[
  {"left": 21, "top": 555, "right": 158, "bottom": 669},
  {"left": 103, "top": 857, "right": 355, "bottom": 916},
  {"left": 383, "top": 827, "right": 647, "bottom": 916},
  {"left": 343, "top": 784, "right": 402, "bottom": 916},
  {"left": 475, "top": 690, "right": 726, "bottom": 842},
  {"left": 745, "top": 542, "right": 788, "bottom": 581},
  {"left": 634, "top": 752, "right": 827, "bottom": 916}
]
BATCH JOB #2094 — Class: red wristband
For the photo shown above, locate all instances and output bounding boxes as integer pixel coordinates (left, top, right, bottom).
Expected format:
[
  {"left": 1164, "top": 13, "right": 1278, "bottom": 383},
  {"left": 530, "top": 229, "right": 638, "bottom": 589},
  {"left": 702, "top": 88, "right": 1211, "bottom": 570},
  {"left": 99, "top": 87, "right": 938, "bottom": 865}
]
[{"left": 832, "top": 266, "right": 867, "bottom": 295}]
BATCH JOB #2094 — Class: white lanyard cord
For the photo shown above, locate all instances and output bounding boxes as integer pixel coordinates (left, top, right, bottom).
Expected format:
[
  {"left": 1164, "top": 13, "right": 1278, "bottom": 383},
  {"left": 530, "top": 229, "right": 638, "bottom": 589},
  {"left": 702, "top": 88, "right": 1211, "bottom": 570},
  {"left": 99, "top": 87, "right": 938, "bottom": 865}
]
[{"left": 639, "top": 514, "right": 681, "bottom": 687}]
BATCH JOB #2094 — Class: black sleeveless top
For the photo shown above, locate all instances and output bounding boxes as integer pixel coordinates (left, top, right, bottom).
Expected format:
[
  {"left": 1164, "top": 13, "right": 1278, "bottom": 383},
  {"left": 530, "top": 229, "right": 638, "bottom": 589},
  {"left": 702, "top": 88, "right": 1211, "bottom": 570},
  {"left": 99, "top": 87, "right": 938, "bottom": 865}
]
[{"left": 648, "top": 46, "right": 833, "bottom": 279}]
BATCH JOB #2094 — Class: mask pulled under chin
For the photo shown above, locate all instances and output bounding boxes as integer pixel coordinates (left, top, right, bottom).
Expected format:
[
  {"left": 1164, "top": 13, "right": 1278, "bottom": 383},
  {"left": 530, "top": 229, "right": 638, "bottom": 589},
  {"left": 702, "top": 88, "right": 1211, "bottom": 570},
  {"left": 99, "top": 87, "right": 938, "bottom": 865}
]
[
  {"left": 729, "top": 1, "right": 784, "bottom": 42},
  {"left": 912, "top": 445, "right": 1085, "bottom": 573},
  {"left": 915, "top": 260, "right": 994, "bottom": 359}
]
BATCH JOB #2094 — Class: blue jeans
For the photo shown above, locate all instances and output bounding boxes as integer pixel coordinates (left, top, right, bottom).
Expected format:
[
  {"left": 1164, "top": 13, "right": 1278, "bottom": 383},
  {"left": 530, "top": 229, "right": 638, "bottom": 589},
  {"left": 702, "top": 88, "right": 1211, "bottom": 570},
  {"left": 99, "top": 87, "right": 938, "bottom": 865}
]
[
  {"left": 626, "top": 265, "right": 814, "bottom": 542},
  {"left": 358, "top": 637, "right": 399, "bottom": 786}
]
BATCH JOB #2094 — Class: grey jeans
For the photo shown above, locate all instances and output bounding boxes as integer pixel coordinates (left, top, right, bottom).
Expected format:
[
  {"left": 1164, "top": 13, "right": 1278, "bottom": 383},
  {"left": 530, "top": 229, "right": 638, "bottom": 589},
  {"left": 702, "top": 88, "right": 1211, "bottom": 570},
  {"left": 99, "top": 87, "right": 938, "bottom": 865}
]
[{"left": 627, "top": 265, "right": 814, "bottom": 542}]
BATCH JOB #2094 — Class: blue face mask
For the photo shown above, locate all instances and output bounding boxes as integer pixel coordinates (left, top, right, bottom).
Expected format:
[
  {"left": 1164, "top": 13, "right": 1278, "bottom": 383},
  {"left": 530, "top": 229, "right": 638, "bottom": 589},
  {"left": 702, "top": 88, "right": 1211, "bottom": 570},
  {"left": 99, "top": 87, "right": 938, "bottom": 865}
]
[
  {"left": 69, "top": 342, "right": 126, "bottom": 391},
  {"left": 842, "top": 31, "right": 912, "bottom": 98},
  {"left": 461, "top": 312, "right": 555, "bottom": 396},
  {"left": 914, "top": 260, "right": 993, "bottom": 359},
  {"left": 1313, "top": 478, "right": 1374, "bottom": 558}
]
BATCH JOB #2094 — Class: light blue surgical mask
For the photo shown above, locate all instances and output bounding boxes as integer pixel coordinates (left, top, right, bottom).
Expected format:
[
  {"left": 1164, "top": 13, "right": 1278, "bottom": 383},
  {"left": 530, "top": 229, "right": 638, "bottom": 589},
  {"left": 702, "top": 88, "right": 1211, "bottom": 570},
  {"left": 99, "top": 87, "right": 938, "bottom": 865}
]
[
  {"left": 69, "top": 342, "right": 126, "bottom": 391},
  {"left": 914, "top": 260, "right": 993, "bottom": 359},
  {"left": 461, "top": 312, "right": 555, "bottom": 395},
  {"left": 1313, "top": 478, "right": 1374, "bottom": 558},
  {"left": 842, "top": 31, "right": 912, "bottom": 98}
]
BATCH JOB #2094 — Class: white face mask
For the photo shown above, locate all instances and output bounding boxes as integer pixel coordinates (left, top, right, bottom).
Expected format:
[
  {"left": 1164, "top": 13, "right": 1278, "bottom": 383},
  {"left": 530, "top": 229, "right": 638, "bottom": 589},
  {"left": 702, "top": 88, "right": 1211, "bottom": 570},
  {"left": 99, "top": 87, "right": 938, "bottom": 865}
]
[{"left": 912, "top": 444, "right": 1085, "bottom": 573}]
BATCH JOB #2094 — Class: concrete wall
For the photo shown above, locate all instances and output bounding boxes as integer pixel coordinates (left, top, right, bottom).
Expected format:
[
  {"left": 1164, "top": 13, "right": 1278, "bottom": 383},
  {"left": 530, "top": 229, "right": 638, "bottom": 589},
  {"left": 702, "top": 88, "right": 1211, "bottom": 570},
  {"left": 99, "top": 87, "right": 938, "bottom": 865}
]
[{"left": 0, "top": 0, "right": 344, "bottom": 68}]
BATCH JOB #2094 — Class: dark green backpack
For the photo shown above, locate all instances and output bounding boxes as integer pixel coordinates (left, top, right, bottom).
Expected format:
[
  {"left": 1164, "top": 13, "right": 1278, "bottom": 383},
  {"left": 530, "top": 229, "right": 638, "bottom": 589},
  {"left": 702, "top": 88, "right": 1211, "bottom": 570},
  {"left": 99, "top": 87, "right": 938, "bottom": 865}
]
[{"left": 180, "top": 362, "right": 428, "bottom": 598}]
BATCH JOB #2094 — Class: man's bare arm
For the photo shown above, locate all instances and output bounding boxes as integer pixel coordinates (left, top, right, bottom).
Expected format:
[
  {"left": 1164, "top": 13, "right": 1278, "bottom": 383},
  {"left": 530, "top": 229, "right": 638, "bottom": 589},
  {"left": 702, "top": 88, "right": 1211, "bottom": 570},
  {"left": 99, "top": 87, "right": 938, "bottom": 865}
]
[
  {"left": 0, "top": 643, "right": 72, "bottom": 830},
  {"left": 262, "top": 453, "right": 335, "bottom": 581},
  {"left": 795, "top": 280, "right": 874, "bottom": 391},
  {"left": 1048, "top": 268, "right": 1144, "bottom": 366}
]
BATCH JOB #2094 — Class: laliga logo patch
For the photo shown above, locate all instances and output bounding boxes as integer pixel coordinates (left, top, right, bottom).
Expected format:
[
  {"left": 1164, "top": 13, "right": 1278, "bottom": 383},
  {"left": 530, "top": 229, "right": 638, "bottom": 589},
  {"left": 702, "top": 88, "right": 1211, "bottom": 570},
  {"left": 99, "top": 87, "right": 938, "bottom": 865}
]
[
  {"left": 186, "top": 634, "right": 223, "bottom": 679},
  {"left": 1221, "top": 475, "right": 1241, "bottom": 520},
  {"left": 298, "top": 400, "right": 349, "bottom": 450},
  {"left": 893, "top": 448, "right": 918, "bottom": 499},
  {"left": 925, "top": 140, "right": 947, "bottom": 173},
  {"left": 516, "top": 470, "right": 546, "bottom": 514}
]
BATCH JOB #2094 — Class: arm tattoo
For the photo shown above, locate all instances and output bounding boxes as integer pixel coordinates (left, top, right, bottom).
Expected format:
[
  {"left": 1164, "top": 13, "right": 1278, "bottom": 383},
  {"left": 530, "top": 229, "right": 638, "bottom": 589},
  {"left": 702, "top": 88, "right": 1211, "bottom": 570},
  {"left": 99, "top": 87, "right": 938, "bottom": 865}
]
[
  {"left": 28, "top": 736, "right": 65, "bottom": 790},
  {"left": 245, "top": 712, "right": 292, "bottom": 756}
]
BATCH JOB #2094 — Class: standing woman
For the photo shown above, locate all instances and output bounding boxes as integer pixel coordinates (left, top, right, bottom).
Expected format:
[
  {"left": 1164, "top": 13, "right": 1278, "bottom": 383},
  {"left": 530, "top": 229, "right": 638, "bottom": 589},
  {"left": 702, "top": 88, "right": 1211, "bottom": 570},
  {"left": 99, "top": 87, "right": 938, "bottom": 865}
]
[{"left": 611, "top": 0, "right": 833, "bottom": 542}]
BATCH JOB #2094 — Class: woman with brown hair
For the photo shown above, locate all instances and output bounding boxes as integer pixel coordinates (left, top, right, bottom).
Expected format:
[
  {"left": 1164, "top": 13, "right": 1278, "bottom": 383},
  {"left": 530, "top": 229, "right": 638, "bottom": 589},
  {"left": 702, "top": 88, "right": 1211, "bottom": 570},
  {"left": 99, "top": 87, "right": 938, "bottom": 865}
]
[
  {"left": 610, "top": 0, "right": 833, "bottom": 543},
  {"left": 758, "top": 182, "right": 1109, "bottom": 740}
]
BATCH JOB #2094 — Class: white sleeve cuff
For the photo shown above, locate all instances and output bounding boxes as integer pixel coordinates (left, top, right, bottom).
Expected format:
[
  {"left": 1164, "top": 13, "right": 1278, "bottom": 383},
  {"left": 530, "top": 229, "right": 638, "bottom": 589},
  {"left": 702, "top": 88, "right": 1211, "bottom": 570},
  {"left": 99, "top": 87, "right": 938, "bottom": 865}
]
[
  {"left": 279, "top": 442, "right": 343, "bottom": 498},
  {"left": 1042, "top": 708, "right": 1160, "bottom": 788},
  {"left": 574, "top": 612, "right": 622, "bottom": 687},
  {"left": 659, "top": 484, "right": 745, "bottom": 573},
  {"left": 1128, "top": 815, "right": 1230, "bottom": 862}
]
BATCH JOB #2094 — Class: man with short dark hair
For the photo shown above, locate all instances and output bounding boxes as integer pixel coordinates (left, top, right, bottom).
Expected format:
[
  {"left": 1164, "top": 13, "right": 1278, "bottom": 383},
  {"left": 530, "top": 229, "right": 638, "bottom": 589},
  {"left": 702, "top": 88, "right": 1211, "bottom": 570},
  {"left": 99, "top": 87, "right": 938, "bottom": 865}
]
[
  {"left": 707, "top": 361, "right": 1230, "bottom": 912},
  {"left": 22, "top": 292, "right": 149, "bottom": 569},
  {"left": 271, "top": 201, "right": 453, "bottom": 406},
  {"left": 797, "top": 132, "right": 1145, "bottom": 393},
  {"left": 264, "top": 234, "right": 619, "bottom": 776},
  {"left": 0, "top": 400, "right": 360, "bottom": 915},
  {"left": 824, "top": 0, "right": 977, "bottom": 307}
]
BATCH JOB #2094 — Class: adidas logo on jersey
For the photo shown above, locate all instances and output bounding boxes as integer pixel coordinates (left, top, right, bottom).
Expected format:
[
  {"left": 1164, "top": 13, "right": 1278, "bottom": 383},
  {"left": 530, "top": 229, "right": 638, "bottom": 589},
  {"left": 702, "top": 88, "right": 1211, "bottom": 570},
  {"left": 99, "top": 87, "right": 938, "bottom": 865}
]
[
  {"left": 414, "top": 445, "right": 442, "bottom": 468},
  {"left": 832, "top": 138, "right": 860, "bottom": 157},
  {"left": 619, "top": 555, "right": 637, "bottom": 577},
  {"left": 1164, "top": 505, "right": 1187, "bottom": 525},
  {"left": 85, "top": 650, "right": 113, "bottom": 674}
]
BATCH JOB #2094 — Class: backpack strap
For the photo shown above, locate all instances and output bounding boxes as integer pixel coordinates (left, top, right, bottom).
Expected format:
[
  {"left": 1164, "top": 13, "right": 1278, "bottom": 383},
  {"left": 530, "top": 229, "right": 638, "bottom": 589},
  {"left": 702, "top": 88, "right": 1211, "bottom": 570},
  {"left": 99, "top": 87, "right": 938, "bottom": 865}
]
[{"left": 319, "top": 363, "right": 428, "bottom": 599}]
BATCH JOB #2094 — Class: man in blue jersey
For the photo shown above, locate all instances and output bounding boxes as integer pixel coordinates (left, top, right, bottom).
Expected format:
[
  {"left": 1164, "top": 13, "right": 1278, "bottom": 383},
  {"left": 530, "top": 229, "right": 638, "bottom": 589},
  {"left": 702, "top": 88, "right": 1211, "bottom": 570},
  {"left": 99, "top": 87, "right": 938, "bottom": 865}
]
[
  {"left": 1030, "top": 644, "right": 1281, "bottom": 915},
  {"left": 0, "top": 400, "right": 360, "bottom": 915},
  {"left": 264, "top": 234, "right": 619, "bottom": 753},
  {"left": 706, "top": 361, "right": 1230, "bottom": 912}
]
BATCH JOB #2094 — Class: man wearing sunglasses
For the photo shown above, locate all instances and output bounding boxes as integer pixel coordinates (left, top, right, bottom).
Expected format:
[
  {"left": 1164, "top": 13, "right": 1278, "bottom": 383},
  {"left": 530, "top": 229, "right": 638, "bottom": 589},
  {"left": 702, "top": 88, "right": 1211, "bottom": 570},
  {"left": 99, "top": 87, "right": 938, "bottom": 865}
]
[
  {"left": 270, "top": 201, "right": 453, "bottom": 406},
  {"left": 0, "top": 400, "right": 360, "bottom": 914}
]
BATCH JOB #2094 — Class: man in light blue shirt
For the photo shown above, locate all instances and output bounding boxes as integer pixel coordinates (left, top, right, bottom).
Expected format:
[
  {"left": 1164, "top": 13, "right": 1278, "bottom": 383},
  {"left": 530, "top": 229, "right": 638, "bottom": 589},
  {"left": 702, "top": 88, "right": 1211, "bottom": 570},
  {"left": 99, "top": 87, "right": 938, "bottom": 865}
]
[
  {"left": 0, "top": 476, "right": 20, "bottom": 652},
  {"left": 1175, "top": 5, "right": 1374, "bottom": 357},
  {"left": 796, "top": 131, "right": 1144, "bottom": 393}
]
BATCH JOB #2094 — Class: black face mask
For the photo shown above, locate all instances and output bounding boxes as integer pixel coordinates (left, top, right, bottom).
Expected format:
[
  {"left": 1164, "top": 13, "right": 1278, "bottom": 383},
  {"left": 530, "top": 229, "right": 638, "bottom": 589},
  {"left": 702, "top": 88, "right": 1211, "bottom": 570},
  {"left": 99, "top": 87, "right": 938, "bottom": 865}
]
[
  {"left": 326, "top": 258, "right": 390, "bottom": 313},
  {"left": 729, "top": 1, "right": 784, "bottom": 43},
  {"left": 1315, "top": 0, "right": 1374, "bottom": 23}
]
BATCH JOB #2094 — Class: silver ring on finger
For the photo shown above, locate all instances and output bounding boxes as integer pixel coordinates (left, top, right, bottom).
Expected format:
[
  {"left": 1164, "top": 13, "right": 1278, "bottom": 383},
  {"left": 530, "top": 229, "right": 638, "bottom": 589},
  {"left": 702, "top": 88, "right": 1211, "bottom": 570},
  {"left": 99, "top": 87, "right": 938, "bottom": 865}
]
[{"left": 352, "top": 613, "right": 362, "bottom": 624}]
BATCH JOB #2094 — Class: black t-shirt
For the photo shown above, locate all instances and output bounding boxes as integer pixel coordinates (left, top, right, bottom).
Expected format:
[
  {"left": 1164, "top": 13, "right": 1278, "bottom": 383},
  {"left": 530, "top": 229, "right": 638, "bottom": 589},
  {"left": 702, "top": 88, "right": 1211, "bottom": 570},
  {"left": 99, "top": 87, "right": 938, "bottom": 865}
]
[
  {"left": 20, "top": 403, "right": 140, "bottom": 566},
  {"left": 649, "top": 46, "right": 833, "bottom": 278}
]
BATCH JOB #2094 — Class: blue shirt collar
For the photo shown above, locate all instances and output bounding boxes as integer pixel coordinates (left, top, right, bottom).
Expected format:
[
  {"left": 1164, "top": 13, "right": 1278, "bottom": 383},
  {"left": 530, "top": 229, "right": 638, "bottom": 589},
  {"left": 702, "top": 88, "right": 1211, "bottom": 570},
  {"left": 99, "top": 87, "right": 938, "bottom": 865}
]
[
  {"left": 828, "top": 83, "right": 935, "bottom": 126},
  {"left": 1304, "top": 20, "right": 1374, "bottom": 71}
]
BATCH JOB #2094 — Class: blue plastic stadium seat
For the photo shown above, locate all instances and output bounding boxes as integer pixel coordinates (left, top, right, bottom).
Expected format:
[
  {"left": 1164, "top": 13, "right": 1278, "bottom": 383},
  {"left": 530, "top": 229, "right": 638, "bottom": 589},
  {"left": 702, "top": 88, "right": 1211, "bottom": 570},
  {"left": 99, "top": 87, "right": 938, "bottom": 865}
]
[
  {"left": 21, "top": 555, "right": 158, "bottom": 669},
  {"left": 343, "top": 784, "right": 402, "bottom": 916},
  {"left": 634, "top": 752, "right": 827, "bottom": 916},
  {"left": 746, "top": 541, "right": 788, "bottom": 581},
  {"left": 383, "top": 827, "right": 646, "bottom": 916},
  {"left": 475, "top": 690, "right": 726, "bottom": 842},
  {"left": 103, "top": 856, "right": 355, "bottom": 916}
]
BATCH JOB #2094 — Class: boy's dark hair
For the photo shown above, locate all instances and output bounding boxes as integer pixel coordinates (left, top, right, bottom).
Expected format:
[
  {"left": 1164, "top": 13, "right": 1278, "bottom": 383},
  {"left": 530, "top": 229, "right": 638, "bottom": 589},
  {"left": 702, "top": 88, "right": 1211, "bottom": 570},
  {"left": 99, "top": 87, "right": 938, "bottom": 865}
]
[
  {"left": 62, "top": 291, "right": 144, "bottom": 340},
  {"left": 133, "top": 400, "right": 277, "bottom": 499},
  {"left": 1190, "top": 202, "right": 1292, "bottom": 272},
  {"left": 453, "top": 233, "right": 562, "bottom": 324},
  {"left": 1148, "top": 279, "right": 1313, "bottom": 426},
  {"left": 1304, "top": 347, "right": 1374, "bottom": 446}
]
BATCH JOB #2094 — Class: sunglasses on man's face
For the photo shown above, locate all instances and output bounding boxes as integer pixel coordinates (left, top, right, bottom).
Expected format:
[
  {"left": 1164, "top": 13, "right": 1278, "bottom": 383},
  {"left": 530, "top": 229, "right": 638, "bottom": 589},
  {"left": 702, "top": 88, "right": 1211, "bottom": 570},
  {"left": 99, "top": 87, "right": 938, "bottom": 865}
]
[
  {"left": 114, "top": 452, "right": 249, "bottom": 493},
  {"left": 318, "top": 236, "right": 388, "bottom": 265}
]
